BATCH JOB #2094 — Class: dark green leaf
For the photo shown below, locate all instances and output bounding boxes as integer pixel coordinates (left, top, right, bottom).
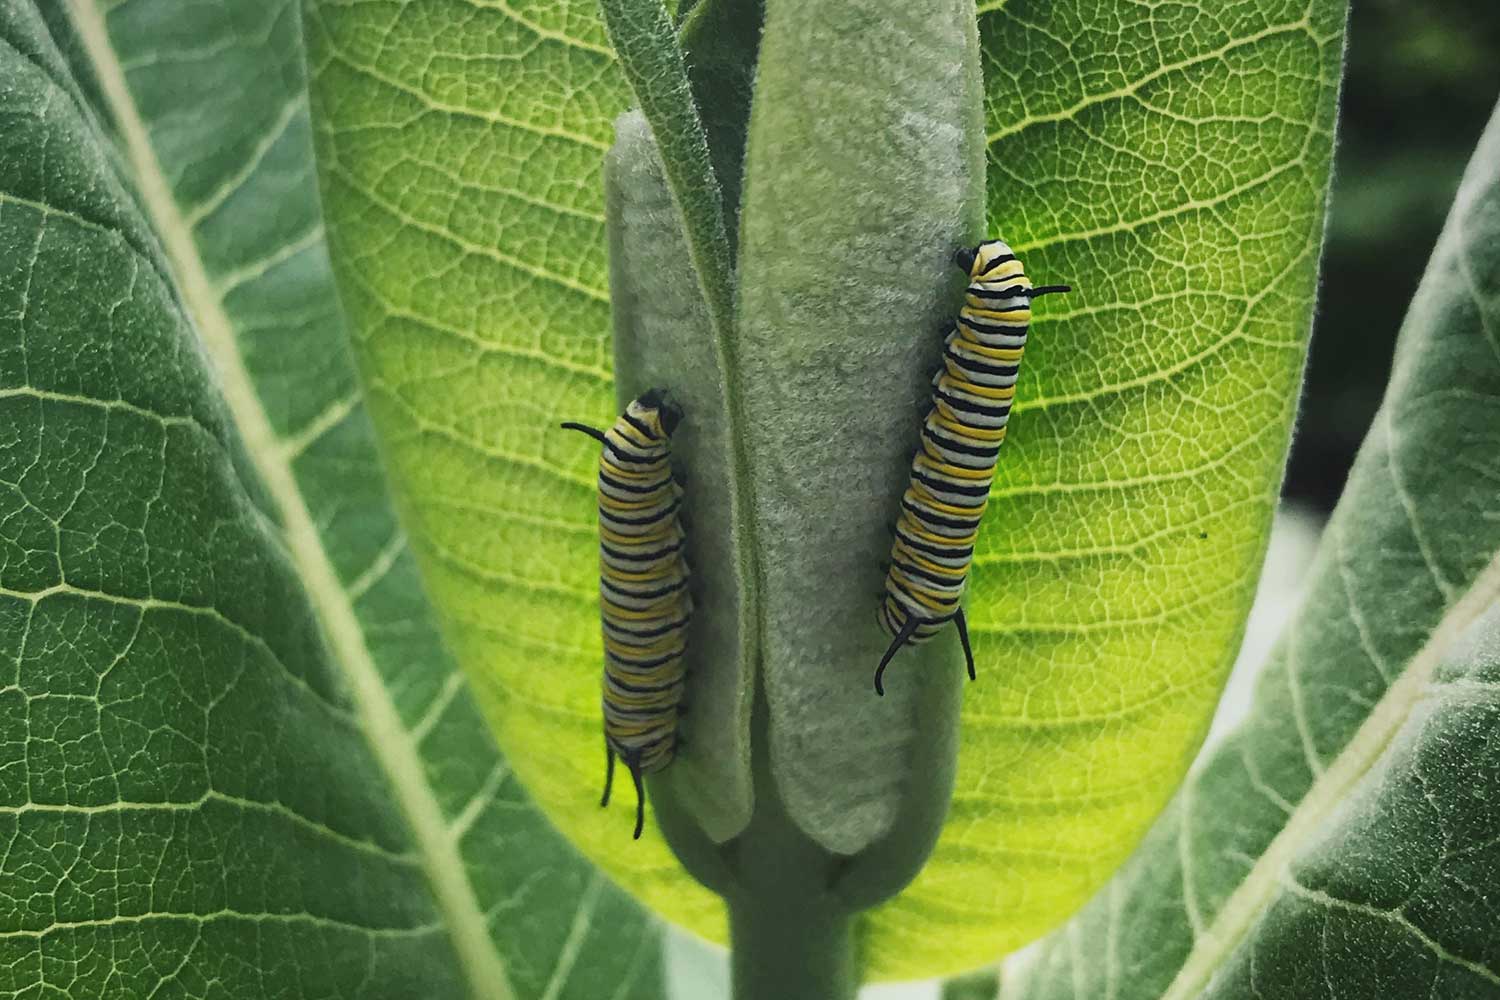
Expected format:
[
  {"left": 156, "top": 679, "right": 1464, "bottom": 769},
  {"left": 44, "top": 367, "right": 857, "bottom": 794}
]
[
  {"left": 0, "top": 0, "right": 664, "bottom": 995},
  {"left": 1010, "top": 94, "right": 1500, "bottom": 1000}
]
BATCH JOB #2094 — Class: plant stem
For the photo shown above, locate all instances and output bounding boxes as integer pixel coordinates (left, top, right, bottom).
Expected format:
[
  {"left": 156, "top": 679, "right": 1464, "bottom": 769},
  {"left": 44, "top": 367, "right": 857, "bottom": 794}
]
[
  {"left": 728, "top": 890, "right": 855, "bottom": 1000},
  {"left": 721, "top": 694, "right": 857, "bottom": 1000}
]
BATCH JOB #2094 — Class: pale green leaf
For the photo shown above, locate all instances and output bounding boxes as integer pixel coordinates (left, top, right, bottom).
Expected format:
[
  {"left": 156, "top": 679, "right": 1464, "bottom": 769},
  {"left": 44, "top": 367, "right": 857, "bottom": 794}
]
[
  {"left": 302, "top": 0, "right": 727, "bottom": 937},
  {"left": 1009, "top": 94, "right": 1500, "bottom": 1000},
  {"left": 304, "top": 0, "right": 1351, "bottom": 981},
  {"left": 851, "top": 2, "right": 1348, "bottom": 977},
  {"left": 0, "top": 0, "right": 662, "bottom": 996}
]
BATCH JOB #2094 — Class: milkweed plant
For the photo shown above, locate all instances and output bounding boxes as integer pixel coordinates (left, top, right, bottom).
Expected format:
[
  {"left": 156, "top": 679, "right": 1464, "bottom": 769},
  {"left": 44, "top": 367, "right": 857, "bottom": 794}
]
[{"left": 2, "top": 0, "right": 1498, "bottom": 998}]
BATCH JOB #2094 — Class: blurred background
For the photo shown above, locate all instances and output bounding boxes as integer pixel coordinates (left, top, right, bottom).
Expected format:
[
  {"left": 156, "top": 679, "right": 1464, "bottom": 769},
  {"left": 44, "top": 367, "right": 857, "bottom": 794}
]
[
  {"left": 669, "top": 3, "right": 1500, "bottom": 995},
  {"left": 1287, "top": 0, "right": 1500, "bottom": 509}
]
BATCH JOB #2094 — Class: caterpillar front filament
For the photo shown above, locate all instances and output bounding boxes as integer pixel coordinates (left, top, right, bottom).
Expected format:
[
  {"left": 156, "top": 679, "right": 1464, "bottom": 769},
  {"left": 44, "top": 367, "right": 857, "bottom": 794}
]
[
  {"left": 876, "top": 240, "right": 1070, "bottom": 695},
  {"left": 562, "top": 390, "right": 690, "bottom": 838}
]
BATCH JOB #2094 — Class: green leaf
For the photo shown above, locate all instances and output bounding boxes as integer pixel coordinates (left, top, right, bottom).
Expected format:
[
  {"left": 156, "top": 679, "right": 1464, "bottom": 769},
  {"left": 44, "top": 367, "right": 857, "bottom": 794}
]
[
  {"left": 1008, "top": 94, "right": 1500, "bottom": 1000},
  {"left": 302, "top": 0, "right": 727, "bottom": 936},
  {"left": 306, "top": 0, "right": 1350, "bottom": 981},
  {"left": 677, "top": 0, "right": 765, "bottom": 246},
  {"left": 845, "top": 2, "right": 1349, "bottom": 978},
  {"left": 597, "top": 0, "right": 735, "bottom": 337},
  {"left": 1, "top": 0, "right": 662, "bottom": 996},
  {"left": 943, "top": 967, "right": 1001, "bottom": 1000},
  {"left": 1199, "top": 607, "right": 1500, "bottom": 997}
]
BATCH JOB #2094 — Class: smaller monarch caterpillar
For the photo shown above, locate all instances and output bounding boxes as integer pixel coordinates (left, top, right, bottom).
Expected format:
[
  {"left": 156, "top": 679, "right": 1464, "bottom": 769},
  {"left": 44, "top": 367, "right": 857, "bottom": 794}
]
[
  {"left": 875, "top": 239, "right": 1070, "bottom": 695},
  {"left": 561, "top": 390, "right": 691, "bottom": 839}
]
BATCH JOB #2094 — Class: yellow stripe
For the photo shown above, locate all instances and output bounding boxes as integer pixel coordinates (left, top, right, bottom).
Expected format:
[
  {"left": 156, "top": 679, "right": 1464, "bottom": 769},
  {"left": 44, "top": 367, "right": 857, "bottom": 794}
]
[
  {"left": 604, "top": 562, "right": 680, "bottom": 583},
  {"left": 601, "top": 493, "right": 673, "bottom": 512},
  {"left": 599, "top": 522, "right": 676, "bottom": 546},
  {"left": 900, "top": 520, "right": 979, "bottom": 547},
  {"left": 964, "top": 305, "right": 1031, "bottom": 322},
  {"left": 893, "top": 542, "right": 968, "bottom": 578},
  {"left": 908, "top": 483, "right": 990, "bottom": 517},
  {"left": 932, "top": 411, "right": 1008, "bottom": 443},
  {"left": 916, "top": 454, "right": 994, "bottom": 480},
  {"left": 599, "top": 458, "right": 668, "bottom": 480},
  {"left": 933, "top": 403, "right": 1010, "bottom": 439},
  {"left": 942, "top": 378, "right": 1017, "bottom": 401},
  {"left": 976, "top": 259, "right": 1024, "bottom": 280},
  {"left": 953, "top": 338, "right": 1025, "bottom": 361},
  {"left": 889, "top": 578, "right": 949, "bottom": 612}
]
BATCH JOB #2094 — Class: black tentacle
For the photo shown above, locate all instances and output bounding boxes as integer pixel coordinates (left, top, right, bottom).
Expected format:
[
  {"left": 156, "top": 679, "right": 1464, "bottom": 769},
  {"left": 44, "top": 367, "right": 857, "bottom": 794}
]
[
  {"left": 628, "top": 760, "right": 646, "bottom": 840},
  {"left": 560, "top": 421, "right": 610, "bottom": 446},
  {"left": 600, "top": 739, "right": 616, "bottom": 808},
  {"left": 954, "top": 606, "right": 976, "bottom": 682},
  {"left": 874, "top": 614, "right": 921, "bottom": 696}
]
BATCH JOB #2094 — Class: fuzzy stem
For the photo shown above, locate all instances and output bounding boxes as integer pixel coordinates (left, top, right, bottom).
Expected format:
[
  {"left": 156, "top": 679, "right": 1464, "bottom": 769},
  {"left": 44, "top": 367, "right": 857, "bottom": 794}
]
[
  {"left": 728, "top": 892, "right": 855, "bottom": 1000},
  {"left": 721, "top": 689, "right": 858, "bottom": 1000}
]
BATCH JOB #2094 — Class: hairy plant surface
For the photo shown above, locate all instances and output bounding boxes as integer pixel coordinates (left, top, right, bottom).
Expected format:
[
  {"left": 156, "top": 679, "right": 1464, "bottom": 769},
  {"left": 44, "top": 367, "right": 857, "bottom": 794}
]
[
  {"left": 4, "top": 0, "right": 1496, "bottom": 996},
  {"left": 0, "top": 2, "right": 659, "bottom": 996}
]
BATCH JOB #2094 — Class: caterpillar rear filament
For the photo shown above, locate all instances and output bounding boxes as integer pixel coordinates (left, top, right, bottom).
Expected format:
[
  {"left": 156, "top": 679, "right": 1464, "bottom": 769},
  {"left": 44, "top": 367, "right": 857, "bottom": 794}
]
[
  {"left": 562, "top": 390, "right": 690, "bottom": 838},
  {"left": 876, "top": 239, "right": 1070, "bottom": 695}
]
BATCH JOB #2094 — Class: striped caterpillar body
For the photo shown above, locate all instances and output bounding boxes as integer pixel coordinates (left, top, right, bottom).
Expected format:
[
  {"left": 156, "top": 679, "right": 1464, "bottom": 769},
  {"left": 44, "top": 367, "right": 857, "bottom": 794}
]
[
  {"left": 875, "top": 239, "right": 1070, "bottom": 695},
  {"left": 562, "top": 390, "right": 690, "bottom": 839}
]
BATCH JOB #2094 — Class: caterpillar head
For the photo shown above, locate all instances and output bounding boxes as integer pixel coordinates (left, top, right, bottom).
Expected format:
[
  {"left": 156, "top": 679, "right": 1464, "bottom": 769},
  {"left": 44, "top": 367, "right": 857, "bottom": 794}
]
[
  {"left": 953, "top": 239, "right": 1020, "bottom": 280},
  {"left": 633, "top": 388, "right": 683, "bottom": 437},
  {"left": 956, "top": 241, "right": 1072, "bottom": 299}
]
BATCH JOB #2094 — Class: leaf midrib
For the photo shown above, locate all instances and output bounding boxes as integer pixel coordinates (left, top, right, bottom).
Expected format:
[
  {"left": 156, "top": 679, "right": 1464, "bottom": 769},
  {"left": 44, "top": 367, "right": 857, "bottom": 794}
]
[
  {"left": 1156, "top": 544, "right": 1500, "bottom": 1000},
  {"left": 62, "top": 3, "right": 514, "bottom": 997}
]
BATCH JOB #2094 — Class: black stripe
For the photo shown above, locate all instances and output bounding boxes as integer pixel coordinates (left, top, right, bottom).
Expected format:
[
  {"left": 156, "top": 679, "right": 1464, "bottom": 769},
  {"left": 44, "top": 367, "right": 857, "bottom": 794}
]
[
  {"left": 934, "top": 388, "right": 1012, "bottom": 419},
  {"left": 901, "top": 496, "right": 983, "bottom": 530},
  {"left": 945, "top": 344, "right": 1020, "bottom": 378},
  {"left": 605, "top": 646, "right": 684, "bottom": 671},
  {"left": 600, "top": 470, "right": 669, "bottom": 495},
  {"left": 922, "top": 424, "right": 1001, "bottom": 460},
  {"left": 979, "top": 252, "right": 1017, "bottom": 274},
  {"left": 967, "top": 284, "right": 1030, "bottom": 301},
  {"left": 891, "top": 557, "right": 965, "bottom": 588},
  {"left": 914, "top": 468, "right": 991, "bottom": 499},
  {"left": 602, "top": 576, "right": 689, "bottom": 602},
  {"left": 958, "top": 314, "right": 1030, "bottom": 338},
  {"left": 621, "top": 412, "right": 657, "bottom": 439},
  {"left": 605, "top": 704, "right": 677, "bottom": 723},
  {"left": 602, "top": 441, "right": 666, "bottom": 466},
  {"left": 602, "top": 539, "right": 684, "bottom": 563},
  {"left": 599, "top": 497, "right": 682, "bottom": 527},
  {"left": 897, "top": 529, "right": 975, "bottom": 561},
  {"left": 605, "top": 616, "right": 690, "bottom": 640},
  {"left": 605, "top": 672, "right": 685, "bottom": 694}
]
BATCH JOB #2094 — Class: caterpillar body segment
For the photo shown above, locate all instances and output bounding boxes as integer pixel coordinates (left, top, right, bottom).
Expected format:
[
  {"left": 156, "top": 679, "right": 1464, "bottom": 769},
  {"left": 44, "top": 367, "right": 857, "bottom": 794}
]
[
  {"left": 876, "top": 241, "right": 1070, "bottom": 695},
  {"left": 561, "top": 389, "right": 690, "bottom": 838}
]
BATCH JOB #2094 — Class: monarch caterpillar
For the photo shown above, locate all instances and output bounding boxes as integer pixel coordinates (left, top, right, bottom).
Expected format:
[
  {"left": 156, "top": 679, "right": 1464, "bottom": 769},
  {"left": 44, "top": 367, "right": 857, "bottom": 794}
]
[
  {"left": 875, "top": 239, "right": 1070, "bottom": 695},
  {"left": 562, "top": 390, "right": 690, "bottom": 838}
]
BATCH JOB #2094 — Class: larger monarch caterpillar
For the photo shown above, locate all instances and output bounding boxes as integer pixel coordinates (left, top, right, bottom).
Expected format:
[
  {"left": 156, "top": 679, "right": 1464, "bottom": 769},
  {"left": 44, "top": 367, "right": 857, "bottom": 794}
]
[
  {"left": 562, "top": 390, "right": 690, "bottom": 839},
  {"left": 875, "top": 239, "right": 1070, "bottom": 695}
]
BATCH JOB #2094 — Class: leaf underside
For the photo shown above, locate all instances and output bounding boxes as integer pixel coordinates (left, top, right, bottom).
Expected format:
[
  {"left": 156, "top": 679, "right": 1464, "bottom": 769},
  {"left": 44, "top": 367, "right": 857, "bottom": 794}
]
[
  {"left": 303, "top": 0, "right": 1350, "bottom": 980},
  {"left": 302, "top": 0, "right": 728, "bottom": 939},
  {"left": 0, "top": 1, "right": 662, "bottom": 998},
  {"left": 1012, "top": 95, "right": 1500, "bottom": 1000},
  {"left": 862, "top": 0, "right": 1348, "bottom": 977}
]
